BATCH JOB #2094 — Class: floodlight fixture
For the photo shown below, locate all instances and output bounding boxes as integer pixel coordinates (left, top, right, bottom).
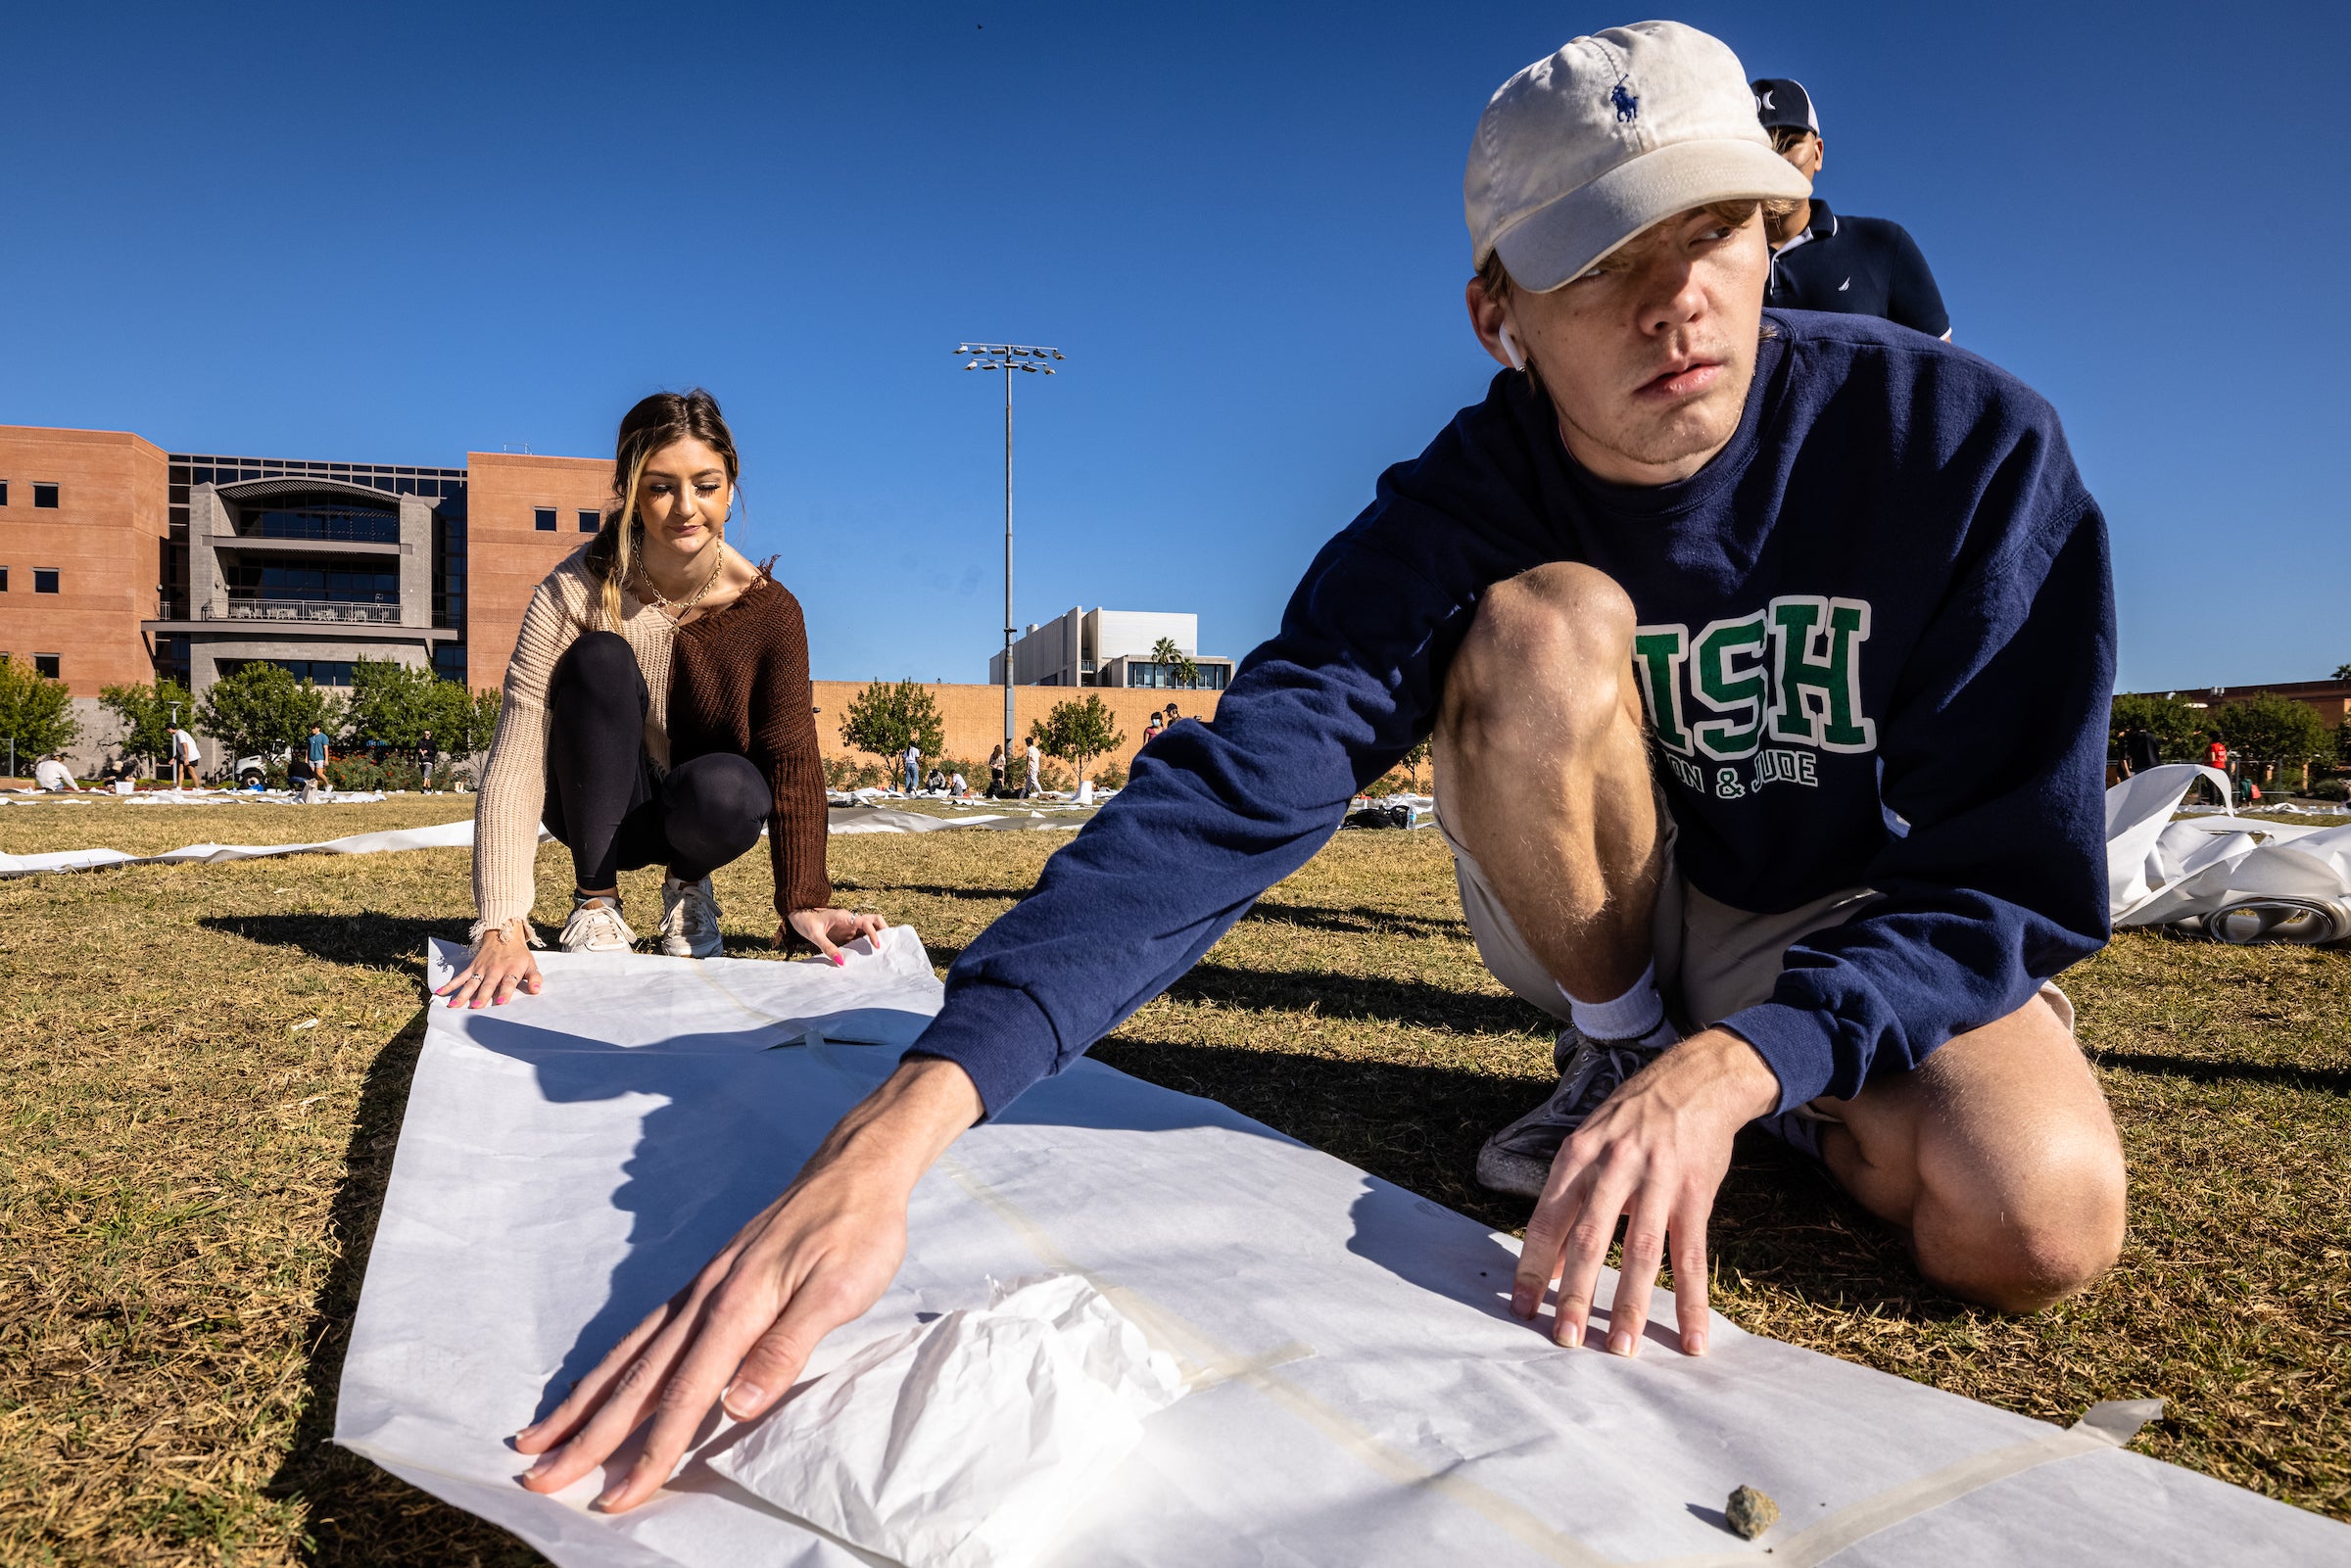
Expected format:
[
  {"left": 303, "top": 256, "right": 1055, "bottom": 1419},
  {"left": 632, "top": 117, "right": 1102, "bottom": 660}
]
[{"left": 954, "top": 340, "right": 1070, "bottom": 766}]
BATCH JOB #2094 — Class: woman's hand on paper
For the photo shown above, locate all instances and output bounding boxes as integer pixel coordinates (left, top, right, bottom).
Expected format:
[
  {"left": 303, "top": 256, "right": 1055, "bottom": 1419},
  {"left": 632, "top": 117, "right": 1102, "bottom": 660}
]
[
  {"left": 436, "top": 921, "right": 544, "bottom": 1008},
  {"left": 779, "top": 907, "right": 888, "bottom": 965},
  {"left": 1511, "top": 1027, "right": 1779, "bottom": 1358},
  {"left": 513, "top": 1055, "right": 983, "bottom": 1513}
]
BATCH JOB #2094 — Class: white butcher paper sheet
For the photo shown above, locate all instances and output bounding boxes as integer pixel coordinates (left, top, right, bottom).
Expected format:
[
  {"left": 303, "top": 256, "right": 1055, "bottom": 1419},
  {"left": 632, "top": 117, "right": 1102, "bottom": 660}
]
[{"left": 336, "top": 927, "right": 2350, "bottom": 1567}]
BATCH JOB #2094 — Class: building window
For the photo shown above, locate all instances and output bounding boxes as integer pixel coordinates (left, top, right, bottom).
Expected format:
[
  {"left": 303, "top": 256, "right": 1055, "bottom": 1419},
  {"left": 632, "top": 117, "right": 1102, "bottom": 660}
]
[
  {"left": 579, "top": 508, "right": 600, "bottom": 533},
  {"left": 0, "top": 567, "right": 8, "bottom": 592},
  {"left": 0, "top": 481, "right": 9, "bottom": 504},
  {"left": 534, "top": 507, "right": 557, "bottom": 532},
  {"left": 34, "top": 653, "right": 61, "bottom": 679},
  {"left": 33, "top": 569, "right": 60, "bottom": 594},
  {"left": 216, "top": 657, "right": 358, "bottom": 687},
  {"left": 33, "top": 484, "right": 59, "bottom": 508}
]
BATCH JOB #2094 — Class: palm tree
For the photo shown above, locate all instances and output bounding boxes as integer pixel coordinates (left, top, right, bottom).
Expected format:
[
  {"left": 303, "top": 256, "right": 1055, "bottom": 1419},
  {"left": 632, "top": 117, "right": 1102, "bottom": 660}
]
[{"left": 1149, "top": 636, "right": 1199, "bottom": 690}]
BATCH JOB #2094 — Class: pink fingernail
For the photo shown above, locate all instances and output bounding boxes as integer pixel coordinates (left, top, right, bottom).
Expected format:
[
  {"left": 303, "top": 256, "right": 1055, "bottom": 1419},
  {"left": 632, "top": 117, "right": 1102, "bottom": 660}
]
[
  {"left": 1610, "top": 1329, "right": 1636, "bottom": 1357},
  {"left": 723, "top": 1379, "right": 764, "bottom": 1416},
  {"left": 524, "top": 1454, "right": 552, "bottom": 1479},
  {"left": 1684, "top": 1330, "right": 1707, "bottom": 1356},
  {"left": 1559, "top": 1320, "right": 1583, "bottom": 1350},
  {"left": 831, "top": 955, "right": 844, "bottom": 968}
]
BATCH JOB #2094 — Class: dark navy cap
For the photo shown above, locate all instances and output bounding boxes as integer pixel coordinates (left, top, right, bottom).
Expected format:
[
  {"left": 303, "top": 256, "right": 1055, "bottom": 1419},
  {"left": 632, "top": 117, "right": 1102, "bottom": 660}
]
[{"left": 1751, "top": 77, "right": 1819, "bottom": 135}]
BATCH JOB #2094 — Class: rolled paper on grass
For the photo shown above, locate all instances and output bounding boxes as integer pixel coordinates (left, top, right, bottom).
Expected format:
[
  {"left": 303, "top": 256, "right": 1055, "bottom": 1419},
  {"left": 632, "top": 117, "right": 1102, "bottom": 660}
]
[{"left": 2105, "top": 765, "right": 2351, "bottom": 941}]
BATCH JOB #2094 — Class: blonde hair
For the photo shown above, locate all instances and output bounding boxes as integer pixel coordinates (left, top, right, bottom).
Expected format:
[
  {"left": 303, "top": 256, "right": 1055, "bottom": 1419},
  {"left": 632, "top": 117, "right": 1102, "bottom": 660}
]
[{"left": 582, "top": 389, "right": 742, "bottom": 632}]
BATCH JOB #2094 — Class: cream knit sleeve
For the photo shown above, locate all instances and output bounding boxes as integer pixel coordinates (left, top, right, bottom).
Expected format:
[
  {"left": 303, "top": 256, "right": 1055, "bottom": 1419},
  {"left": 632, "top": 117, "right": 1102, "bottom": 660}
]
[{"left": 469, "top": 570, "right": 587, "bottom": 937}]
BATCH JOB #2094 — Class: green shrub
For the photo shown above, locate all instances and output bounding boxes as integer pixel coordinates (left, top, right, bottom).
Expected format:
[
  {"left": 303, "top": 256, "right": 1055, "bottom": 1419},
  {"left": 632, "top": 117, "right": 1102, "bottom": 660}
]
[
  {"left": 2310, "top": 778, "right": 2348, "bottom": 802},
  {"left": 324, "top": 756, "right": 388, "bottom": 792}
]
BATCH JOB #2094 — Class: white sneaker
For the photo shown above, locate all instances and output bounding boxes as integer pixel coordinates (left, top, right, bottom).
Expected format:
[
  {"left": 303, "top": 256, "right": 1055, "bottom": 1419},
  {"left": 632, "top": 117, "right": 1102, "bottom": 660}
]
[
  {"left": 559, "top": 895, "right": 637, "bottom": 954},
  {"left": 658, "top": 876, "right": 723, "bottom": 959}
]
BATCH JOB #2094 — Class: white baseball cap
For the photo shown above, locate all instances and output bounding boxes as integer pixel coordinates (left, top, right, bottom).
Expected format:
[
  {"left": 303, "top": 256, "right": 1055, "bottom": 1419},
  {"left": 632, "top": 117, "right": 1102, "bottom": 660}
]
[{"left": 1465, "top": 21, "right": 1810, "bottom": 292}]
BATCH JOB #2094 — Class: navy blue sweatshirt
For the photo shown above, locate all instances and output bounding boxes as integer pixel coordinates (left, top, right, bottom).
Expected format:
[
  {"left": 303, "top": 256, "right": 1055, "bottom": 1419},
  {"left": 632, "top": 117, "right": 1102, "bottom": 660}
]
[{"left": 911, "top": 311, "right": 2115, "bottom": 1117}]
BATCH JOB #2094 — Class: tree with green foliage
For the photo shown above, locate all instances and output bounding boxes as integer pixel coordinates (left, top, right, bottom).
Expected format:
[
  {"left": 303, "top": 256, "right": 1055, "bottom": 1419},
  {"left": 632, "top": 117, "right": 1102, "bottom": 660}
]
[
  {"left": 839, "top": 680, "right": 946, "bottom": 765},
  {"left": 1399, "top": 736, "right": 1431, "bottom": 791},
  {"left": 462, "top": 687, "right": 505, "bottom": 757},
  {"left": 1149, "top": 635, "right": 1200, "bottom": 690},
  {"left": 198, "top": 662, "right": 342, "bottom": 760},
  {"left": 2213, "top": 692, "right": 2336, "bottom": 787},
  {"left": 2334, "top": 662, "right": 2351, "bottom": 681},
  {"left": 2107, "top": 692, "right": 2203, "bottom": 765},
  {"left": 341, "top": 656, "right": 487, "bottom": 753},
  {"left": 98, "top": 677, "right": 195, "bottom": 768},
  {"left": 0, "top": 657, "right": 81, "bottom": 768},
  {"left": 1029, "top": 693, "right": 1126, "bottom": 785}
]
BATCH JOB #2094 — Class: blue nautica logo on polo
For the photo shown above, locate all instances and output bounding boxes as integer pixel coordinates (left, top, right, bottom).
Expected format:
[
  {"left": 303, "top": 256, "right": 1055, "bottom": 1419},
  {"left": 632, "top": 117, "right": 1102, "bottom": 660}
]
[{"left": 1610, "top": 78, "right": 1639, "bottom": 122}]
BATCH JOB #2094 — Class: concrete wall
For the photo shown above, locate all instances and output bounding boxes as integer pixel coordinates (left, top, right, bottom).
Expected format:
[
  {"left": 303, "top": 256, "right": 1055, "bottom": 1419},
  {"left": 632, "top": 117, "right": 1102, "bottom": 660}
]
[
  {"left": 810, "top": 679, "right": 1221, "bottom": 771},
  {"left": 0, "top": 425, "right": 169, "bottom": 694},
  {"left": 465, "top": 451, "right": 612, "bottom": 691}
]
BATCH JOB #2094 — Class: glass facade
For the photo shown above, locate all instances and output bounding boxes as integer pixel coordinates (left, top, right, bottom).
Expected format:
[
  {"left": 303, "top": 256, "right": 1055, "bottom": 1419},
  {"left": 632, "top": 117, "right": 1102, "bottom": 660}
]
[
  {"left": 1124, "top": 660, "right": 1231, "bottom": 690},
  {"left": 216, "top": 657, "right": 358, "bottom": 687},
  {"left": 235, "top": 504, "right": 401, "bottom": 544},
  {"left": 222, "top": 560, "right": 400, "bottom": 605},
  {"left": 163, "top": 452, "right": 469, "bottom": 688}
]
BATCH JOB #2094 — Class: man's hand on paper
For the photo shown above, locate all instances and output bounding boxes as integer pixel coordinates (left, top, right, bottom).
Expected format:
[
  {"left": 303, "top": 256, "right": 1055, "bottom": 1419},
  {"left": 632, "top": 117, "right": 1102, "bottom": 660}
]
[
  {"left": 1512, "top": 1027, "right": 1779, "bottom": 1358},
  {"left": 437, "top": 919, "right": 544, "bottom": 1009},
  {"left": 780, "top": 906, "right": 889, "bottom": 966},
  {"left": 513, "top": 1055, "right": 982, "bottom": 1514}
]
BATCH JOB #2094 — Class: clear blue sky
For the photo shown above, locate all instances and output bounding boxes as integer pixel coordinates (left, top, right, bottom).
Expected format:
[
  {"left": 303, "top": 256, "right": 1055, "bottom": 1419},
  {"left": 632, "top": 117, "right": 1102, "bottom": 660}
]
[{"left": 5, "top": 1, "right": 2344, "bottom": 691}]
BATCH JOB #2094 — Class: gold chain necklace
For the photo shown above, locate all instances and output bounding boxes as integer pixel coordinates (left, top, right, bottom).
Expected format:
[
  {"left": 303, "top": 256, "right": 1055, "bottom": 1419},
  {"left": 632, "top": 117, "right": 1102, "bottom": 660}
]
[{"left": 636, "top": 539, "right": 728, "bottom": 622}]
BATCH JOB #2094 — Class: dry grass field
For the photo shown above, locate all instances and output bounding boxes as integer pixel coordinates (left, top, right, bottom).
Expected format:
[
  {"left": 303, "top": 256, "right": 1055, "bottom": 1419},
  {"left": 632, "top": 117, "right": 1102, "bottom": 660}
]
[{"left": 2, "top": 795, "right": 2346, "bottom": 1565}]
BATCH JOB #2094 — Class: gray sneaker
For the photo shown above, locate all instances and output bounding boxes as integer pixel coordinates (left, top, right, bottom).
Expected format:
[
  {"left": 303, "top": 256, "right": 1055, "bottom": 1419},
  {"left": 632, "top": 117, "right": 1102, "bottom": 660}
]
[
  {"left": 1476, "top": 1026, "right": 1669, "bottom": 1198},
  {"left": 658, "top": 876, "right": 723, "bottom": 959},
  {"left": 559, "top": 895, "right": 637, "bottom": 954}
]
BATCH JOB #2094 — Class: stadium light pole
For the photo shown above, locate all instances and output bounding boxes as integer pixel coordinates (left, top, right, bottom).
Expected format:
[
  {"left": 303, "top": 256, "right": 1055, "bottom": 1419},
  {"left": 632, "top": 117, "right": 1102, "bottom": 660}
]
[{"left": 956, "top": 343, "right": 1065, "bottom": 775}]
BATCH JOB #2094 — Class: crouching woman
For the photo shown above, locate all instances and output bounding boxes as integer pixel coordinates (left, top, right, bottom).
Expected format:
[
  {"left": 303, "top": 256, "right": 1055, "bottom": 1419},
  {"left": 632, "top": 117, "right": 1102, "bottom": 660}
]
[{"left": 437, "top": 390, "right": 882, "bottom": 1008}]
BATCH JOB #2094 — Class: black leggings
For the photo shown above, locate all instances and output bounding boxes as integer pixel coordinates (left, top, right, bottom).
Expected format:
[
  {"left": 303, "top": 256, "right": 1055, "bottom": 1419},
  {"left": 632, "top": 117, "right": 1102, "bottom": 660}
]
[{"left": 543, "top": 632, "right": 768, "bottom": 892}]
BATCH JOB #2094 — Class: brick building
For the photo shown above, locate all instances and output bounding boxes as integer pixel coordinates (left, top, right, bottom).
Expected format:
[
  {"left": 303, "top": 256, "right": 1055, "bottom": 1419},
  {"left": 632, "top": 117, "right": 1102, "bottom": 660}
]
[
  {"left": 3, "top": 423, "right": 1224, "bottom": 779},
  {"left": 0, "top": 423, "right": 604, "bottom": 770}
]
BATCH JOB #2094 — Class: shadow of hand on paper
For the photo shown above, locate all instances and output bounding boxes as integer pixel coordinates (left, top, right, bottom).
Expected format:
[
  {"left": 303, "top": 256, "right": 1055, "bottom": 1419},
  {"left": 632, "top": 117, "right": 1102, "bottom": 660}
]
[
  {"left": 1341, "top": 1185, "right": 1689, "bottom": 1355},
  {"left": 458, "top": 1011, "right": 908, "bottom": 1430}
]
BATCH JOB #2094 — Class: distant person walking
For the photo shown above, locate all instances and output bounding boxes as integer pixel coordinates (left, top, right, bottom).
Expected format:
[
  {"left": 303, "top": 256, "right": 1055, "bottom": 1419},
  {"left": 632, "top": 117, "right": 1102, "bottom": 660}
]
[
  {"left": 986, "top": 743, "right": 1007, "bottom": 799},
  {"left": 2123, "top": 726, "right": 2160, "bottom": 778},
  {"left": 169, "top": 724, "right": 201, "bottom": 786},
  {"left": 1024, "top": 739, "right": 1043, "bottom": 799},
  {"left": 902, "top": 743, "right": 922, "bottom": 794},
  {"left": 307, "top": 724, "right": 330, "bottom": 780},
  {"left": 1751, "top": 78, "right": 1950, "bottom": 340},
  {"left": 418, "top": 729, "right": 441, "bottom": 777}
]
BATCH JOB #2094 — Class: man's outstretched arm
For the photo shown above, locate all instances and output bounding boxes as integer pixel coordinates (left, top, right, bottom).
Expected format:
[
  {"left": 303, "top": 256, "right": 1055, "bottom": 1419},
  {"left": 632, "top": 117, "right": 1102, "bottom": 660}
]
[{"left": 512, "top": 1057, "right": 981, "bottom": 1513}]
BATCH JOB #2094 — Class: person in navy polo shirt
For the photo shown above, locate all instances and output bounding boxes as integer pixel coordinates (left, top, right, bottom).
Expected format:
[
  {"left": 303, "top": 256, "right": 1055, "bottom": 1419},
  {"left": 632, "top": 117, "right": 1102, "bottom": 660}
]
[
  {"left": 1751, "top": 76, "right": 1951, "bottom": 339},
  {"left": 518, "top": 23, "right": 2125, "bottom": 1510}
]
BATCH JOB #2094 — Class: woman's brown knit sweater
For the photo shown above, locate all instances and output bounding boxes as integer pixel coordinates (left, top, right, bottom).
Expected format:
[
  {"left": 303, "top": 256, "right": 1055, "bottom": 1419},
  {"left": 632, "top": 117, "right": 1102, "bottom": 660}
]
[{"left": 470, "top": 546, "right": 832, "bottom": 933}]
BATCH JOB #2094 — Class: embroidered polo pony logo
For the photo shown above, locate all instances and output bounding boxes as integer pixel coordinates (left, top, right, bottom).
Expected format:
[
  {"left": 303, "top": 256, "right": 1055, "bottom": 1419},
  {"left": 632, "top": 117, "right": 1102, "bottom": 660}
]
[{"left": 1609, "top": 76, "right": 1640, "bottom": 122}]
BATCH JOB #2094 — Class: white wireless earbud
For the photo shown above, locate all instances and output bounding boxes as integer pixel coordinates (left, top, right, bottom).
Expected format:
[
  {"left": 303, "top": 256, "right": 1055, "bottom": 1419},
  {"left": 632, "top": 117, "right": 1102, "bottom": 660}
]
[{"left": 1498, "top": 321, "right": 1527, "bottom": 372}]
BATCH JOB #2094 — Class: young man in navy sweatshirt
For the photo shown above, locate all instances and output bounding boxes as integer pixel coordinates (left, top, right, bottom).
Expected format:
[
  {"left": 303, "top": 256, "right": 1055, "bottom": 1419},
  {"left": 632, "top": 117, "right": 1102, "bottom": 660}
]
[{"left": 521, "top": 22, "right": 2126, "bottom": 1511}]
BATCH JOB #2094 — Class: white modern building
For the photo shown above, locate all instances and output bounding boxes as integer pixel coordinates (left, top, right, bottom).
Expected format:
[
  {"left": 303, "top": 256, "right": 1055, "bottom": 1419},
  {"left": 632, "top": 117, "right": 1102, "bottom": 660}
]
[{"left": 987, "top": 607, "right": 1234, "bottom": 690}]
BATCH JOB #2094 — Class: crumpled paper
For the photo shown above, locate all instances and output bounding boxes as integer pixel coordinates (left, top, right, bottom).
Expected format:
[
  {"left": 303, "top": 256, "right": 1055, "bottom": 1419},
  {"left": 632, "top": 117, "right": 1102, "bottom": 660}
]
[{"left": 711, "top": 1274, "right": 1185, "bottom": 1568}]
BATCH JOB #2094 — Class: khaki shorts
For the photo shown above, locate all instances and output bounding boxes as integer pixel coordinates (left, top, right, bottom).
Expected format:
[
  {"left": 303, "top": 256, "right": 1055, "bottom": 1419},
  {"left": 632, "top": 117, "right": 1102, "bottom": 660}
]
[{"left": 1434, "top": 805, "right": 2073, "bottom": 1068}]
